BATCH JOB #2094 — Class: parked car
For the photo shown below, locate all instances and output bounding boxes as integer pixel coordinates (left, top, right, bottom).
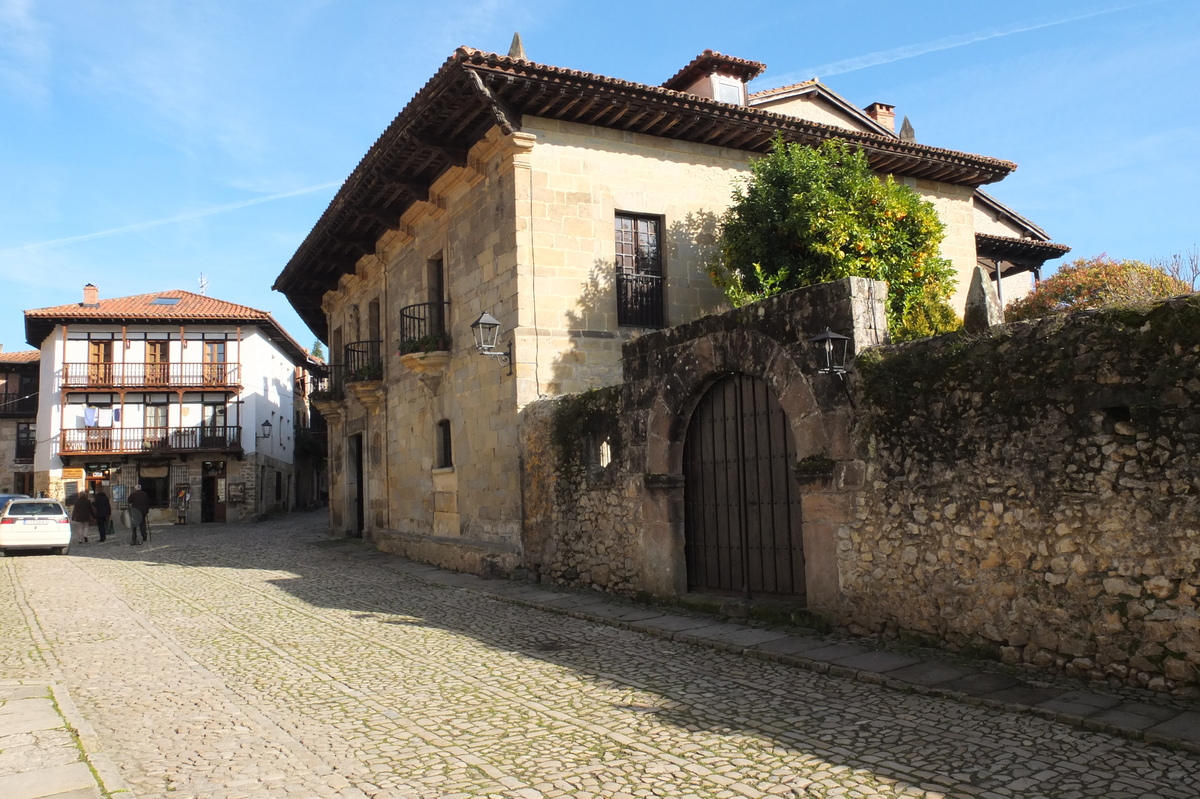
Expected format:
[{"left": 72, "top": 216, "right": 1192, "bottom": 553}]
[
  {"left": 0, "top": 493, "right": 29, "bottom": 512},
  {"left": 0, "top": 498, "right": 71, "bottom": 555}
]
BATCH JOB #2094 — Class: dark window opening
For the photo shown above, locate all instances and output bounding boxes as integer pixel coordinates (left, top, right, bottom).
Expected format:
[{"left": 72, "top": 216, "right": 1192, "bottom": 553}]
[
  {"left": 15, "top": 422, "right": 34, "bottom": 463},
  {"left": 275, "top": 471, "right": 282, "bottom": 502},
  {"left": 615, "top": 213, "right": 664, "bottom": 328},
  {"left": 139, "top": 463, "right": 171, "bottom": 507},
  {"left": 436, "top": 419, "right": 453, "bottom": 469}
]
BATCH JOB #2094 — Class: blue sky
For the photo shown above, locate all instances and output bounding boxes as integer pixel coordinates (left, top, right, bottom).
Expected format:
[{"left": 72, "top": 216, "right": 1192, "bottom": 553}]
[{"left": 1, "top": 0, "right": 1197, "bottom": 353}]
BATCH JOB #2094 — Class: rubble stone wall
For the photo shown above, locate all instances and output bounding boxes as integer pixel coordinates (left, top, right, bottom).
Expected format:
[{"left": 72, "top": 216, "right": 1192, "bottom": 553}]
[{"left": 846, "top": 295, "right": 1200, "bottom": 693}]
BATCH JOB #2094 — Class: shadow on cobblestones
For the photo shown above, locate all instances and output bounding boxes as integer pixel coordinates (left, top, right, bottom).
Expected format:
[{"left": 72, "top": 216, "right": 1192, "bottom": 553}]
[{"left": 43, "top": 511, "right": 1200, "bottom": 798}]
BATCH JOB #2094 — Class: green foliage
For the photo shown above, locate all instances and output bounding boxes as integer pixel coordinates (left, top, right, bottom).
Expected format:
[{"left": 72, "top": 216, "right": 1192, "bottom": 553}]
[
  {"left": 397, "top": 332, "right": 452, "bottom": 355},
  {"left": 550, "top": 387, "right": 621, "bottom": 475},
  {"left": 1006, "top": 254, "right": 1192, "bottom": 322},
  {"left": 711, "top": 138, "right": 959, "bottom": 340},
  {"left": 346, "top": 362, "right": 382, "bottom": 382},
  {"left": 311, "top": 340, "right": 324, "bottom": 360}
]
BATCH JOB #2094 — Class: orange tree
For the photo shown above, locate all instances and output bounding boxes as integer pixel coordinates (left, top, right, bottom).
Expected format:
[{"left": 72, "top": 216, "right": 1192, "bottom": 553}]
[
  {"left": 1006, "top": 255, "right": 1192, "bottom": 322},
  {"left": 711, "top": 138, "right": 959, "bottom": 340}
]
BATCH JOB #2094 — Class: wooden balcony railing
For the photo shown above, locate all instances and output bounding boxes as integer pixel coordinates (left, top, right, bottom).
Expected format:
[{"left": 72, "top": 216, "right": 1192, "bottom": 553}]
[
  {"left": 61, "top": 362, "right": 241, "bottom": 389},
  {"left": 59, "top": 425, "right": 243, "bottom": 455},
  {"left": 0, "top": 391, "right": 37, "bottom": 416}
]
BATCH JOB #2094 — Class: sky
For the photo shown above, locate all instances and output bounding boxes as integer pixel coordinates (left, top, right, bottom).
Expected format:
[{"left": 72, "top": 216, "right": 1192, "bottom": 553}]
[{"left": 1, "top": 0, "right": 1197, "bottom": 353}]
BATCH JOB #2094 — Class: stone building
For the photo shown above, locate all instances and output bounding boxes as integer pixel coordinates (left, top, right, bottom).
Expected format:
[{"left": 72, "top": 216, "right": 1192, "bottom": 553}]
[
  {"left": 274, "top": 45, "right": 1067, "bottom": 572},
  {"left": 0, "top": 349, "right": 39, "bottom": 496},
  {"left": 24, "top": 286, "right": 314, "bottom": 524}
]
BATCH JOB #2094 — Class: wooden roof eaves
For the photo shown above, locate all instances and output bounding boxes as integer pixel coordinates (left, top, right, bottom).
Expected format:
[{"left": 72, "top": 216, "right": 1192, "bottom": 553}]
[{"left": 976, "top": 232, "right": 1071, "bottom": 263}]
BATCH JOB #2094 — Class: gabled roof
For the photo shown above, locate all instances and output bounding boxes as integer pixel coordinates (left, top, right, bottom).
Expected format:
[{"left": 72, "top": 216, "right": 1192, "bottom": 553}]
[
  {"left": 24, "top": 290, "right": 310, "bottom": 364},
  {"left": 974, "top": 189, "right": 1052, "bottom": 241},
  {"left": 274, "top": 46, "right": 1019, "bottom": 340},
  {"left": 0, "top": 350, "right": 39, "bottom": 365},
  {"left": 748, "top": 80, "right": 897, "bottom": 138}
]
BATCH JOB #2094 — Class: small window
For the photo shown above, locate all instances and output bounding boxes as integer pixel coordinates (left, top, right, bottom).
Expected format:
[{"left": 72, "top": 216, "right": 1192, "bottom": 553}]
[
  {"left": 150, "top": 297, "right": 181, "bottom": 305},
  {"left": 615, "top": 214, "right": 664, "bottom": 328},
  {"left": 436, "top": 420, "right": 453, "bottom": 469}
]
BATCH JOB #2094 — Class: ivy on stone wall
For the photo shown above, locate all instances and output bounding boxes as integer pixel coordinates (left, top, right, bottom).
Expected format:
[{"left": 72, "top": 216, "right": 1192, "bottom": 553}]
[{"left": 550, "top": 386, "right": 622, "bottom": 482}]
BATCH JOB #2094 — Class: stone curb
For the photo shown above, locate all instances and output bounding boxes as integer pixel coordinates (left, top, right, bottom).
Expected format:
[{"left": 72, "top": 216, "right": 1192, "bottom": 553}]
[
  {"left": 333, "top": 543, "right": 1200, "bottom": 758},
  {"left": 48, "top": 680, "right": 133, "bottom": 797}
]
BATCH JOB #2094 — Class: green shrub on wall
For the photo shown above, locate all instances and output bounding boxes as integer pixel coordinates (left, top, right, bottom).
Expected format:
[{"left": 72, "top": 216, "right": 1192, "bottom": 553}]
[{"left": 710, "top": 138, "right": 959, "bottom": 341}]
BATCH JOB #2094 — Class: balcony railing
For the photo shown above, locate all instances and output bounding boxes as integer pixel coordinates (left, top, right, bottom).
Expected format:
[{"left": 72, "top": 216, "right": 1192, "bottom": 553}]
[
  {"left": 61, "top": 362, "right": 241, "bottom": 389},
  {"left": 59, "top": 425, "right": 243, "bottom": 455},
  {"left": 398, "top": 302, "right": 451, "bottom": 354},
  {"left": 0, "top": 391, "right": 37, "bottom": 416},
  {"left": 616, "top": 272, "right": 664, "bottom": 328},
  {"left": 344, "top": 340, "right": 383, "bottom": 382},
  {"left": 14, "top": 441, "right": 34, "bottom": 463}
]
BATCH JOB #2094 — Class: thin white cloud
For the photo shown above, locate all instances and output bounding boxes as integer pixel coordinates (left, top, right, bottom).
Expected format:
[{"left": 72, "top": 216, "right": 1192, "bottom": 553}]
[
  {"left": 0, "top": 0, "right": 50, "bottom": 103},
  {"left": 0, "top": 182, "right": 339, "bottom": 254},
  {"left": 764, "top": 1, "right": 1165, "bottom": 86}
]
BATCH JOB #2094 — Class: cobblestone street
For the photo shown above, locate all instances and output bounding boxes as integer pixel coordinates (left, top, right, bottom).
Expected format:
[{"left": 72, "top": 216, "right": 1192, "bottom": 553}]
[{"left": 2, "top": 512, "right": 1199, "bottom": 799}]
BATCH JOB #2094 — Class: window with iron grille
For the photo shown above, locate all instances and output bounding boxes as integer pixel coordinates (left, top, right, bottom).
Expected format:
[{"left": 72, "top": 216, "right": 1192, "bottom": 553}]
[
  {"left": 15, "top": 423, "right": 34, "bottom": 463},
  {"left": 615, "top": 213, "right": 664, "bottom": 328}
]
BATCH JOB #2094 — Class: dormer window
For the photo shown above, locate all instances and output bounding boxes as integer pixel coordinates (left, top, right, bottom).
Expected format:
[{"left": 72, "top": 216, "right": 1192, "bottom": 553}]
[
  {"left": 713, "top": 76, "right": 745, "bottom": 105},
  {"left": 662, "top": 50, "right": 764, "bottom": 107}
]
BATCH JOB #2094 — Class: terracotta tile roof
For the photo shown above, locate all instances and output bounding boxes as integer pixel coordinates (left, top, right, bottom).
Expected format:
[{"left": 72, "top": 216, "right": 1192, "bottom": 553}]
[
  {"left": 662, "top": 50, "right": 767, "bottom": 92},
  {"left": 748, "top": 78, "right": 820, "bottom": 100},
  {"left": 0, "top": 350, "right": 39, "bottom": 364},
  {"left": 976, "top": 233, "right": 1071, "bottom": 277},
  {"left": 24, "top": 290, "right": 310, "bottom": 363}
]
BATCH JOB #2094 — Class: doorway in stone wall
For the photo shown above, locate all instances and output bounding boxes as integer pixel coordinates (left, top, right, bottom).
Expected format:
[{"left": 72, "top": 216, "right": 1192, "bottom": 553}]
[{"left": 683, "top": 373, "right": 805, "bottom": 599}]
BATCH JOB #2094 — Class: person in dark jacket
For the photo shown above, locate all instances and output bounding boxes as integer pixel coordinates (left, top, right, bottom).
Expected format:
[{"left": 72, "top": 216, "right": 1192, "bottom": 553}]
[
  {"left": 92, "top": 488, "right": 112, "bottom": 543},
  {"left": 71, "top": 492, "right": 94, "bottom": 544},
  {"left": 128, "top": 484, "right": 151, "bottom": 545}
]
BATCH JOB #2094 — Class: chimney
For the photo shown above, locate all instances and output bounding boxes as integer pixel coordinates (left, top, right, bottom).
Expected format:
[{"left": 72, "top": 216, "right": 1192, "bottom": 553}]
[
  {"left": 82, "top": 284, "right": 99, "bottom": 307},
  {"left": 864, "top": 102, "right": 895, "bottom": 133}
]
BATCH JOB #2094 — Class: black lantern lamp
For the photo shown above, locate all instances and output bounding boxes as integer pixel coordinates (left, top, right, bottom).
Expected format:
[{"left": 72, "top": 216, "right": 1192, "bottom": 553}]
[
  {"left": 256, "top": 419, "right": 273, "bottom": 441},
  {"left": 808, "top": 328, "right": 851, "bottom": 376},
  {"left": 470, "top": 311, "right": 513, "bottom": 375}
]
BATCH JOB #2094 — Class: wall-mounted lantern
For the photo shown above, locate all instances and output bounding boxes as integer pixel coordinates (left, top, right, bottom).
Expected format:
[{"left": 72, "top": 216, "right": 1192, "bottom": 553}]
[
  {"left": 256, "top": 419, "right": 273, "bottom": 441},
  {"left": 808, "top": 328, "right": 850, "bottom": 377},
  {"left": 470, "top": 311, "right": 513, "bottom": 375}
]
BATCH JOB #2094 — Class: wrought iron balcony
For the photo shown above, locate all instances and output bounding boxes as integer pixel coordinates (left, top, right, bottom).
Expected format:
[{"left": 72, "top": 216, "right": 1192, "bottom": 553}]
[
  {"left": 58, "top": 425, "right": 243, "bottom": 455},
  {"left": 344, "top": 340, "right": 383, "bottom": 382},
  {"left": 616, "top": 272, "right": 664, "bottom": 328},
  {"left": 398, "top": 302, "right": 451, "bottom": 354},
  {"left": 61, "top": 362, "right": 241, "bottom": 390},
  {"left": 0, "top": 391, "right": 37, "bottom": 416}
]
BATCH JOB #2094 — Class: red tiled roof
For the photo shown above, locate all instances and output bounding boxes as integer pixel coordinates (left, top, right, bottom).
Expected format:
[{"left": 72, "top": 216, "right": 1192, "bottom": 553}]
[
  {"left": 662, "top": 50, "right": 767, "bottom": 92},
  {"left": 24, "top": 290, "right": 310, "bottom": 363},
  {"left": 749, "top": 78, "right": 820, "bottom": 100},
  {"left": 0, "top": 350, "right": 39, "bottom": 364}
]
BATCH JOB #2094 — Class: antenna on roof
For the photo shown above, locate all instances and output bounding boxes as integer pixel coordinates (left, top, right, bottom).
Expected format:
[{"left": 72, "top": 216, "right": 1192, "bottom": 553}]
[
  {"left": 899, "top": 116, "right": 916, "bottom": 143},
  {"left": 199, "top": 273, "right": 209, "bottom": 295},
  {"left": 508, "top": 32, "right": 526, "bottom": 60}
]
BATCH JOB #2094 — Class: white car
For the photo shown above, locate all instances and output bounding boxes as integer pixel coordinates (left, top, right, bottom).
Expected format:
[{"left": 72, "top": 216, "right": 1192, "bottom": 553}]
[{"left": 0, "top": 498, "right": 72, "bottom": 555}]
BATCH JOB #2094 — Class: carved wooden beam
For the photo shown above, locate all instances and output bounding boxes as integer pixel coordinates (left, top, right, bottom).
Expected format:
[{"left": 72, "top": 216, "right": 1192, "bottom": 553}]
[{"left": 466, "top": 68, "right": 520, "bottom": 136}]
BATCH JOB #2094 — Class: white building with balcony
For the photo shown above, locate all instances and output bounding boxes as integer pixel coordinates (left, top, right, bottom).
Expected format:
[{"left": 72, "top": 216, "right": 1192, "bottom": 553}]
[{"left": 24, "top": 285, "right": 313, "bottom": 524}]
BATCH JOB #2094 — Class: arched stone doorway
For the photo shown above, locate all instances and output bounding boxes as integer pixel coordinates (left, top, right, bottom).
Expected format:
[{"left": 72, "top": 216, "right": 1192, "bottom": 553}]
[{"left": 683, "top": 372, "right": 805, "bottom": 599}]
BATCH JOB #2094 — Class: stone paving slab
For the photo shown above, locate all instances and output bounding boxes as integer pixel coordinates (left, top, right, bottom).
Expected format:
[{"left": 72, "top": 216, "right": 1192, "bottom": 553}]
[
  {"left": 0, "top": 762, "right": 98, "bottom": 799},
  {"left": 882, "top": 660, "right": 971, "bottom": 686},
  {"left": 799, "top": 642, "right": 872, "bottom": 662},
  {"left": 981, "top": 684, "right": 1064, "bottom": 707},
  {"left": 833, "top": 650, "right": 920, "bottom": 674},
  {"left": 748, "top": 633, "right": 830, "bottom": 656},
  {"left": 1146, "top": 710, "right": 1200, "bottom": 745},
  {"left": 629, "top": 614, "right": 715, "bottom": 633},
  {"left": 936, "top": 671, "right": 1021, "bottom": 696}
]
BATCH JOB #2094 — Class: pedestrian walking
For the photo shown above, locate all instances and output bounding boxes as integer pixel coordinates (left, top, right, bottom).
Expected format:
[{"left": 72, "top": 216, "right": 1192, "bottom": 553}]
[
  {"left": 71, "top": 491, "right": 95, "bottom": 544},
  {"left": 93, "top": 488, "right": 112, "bottom": 542},
  {"left": 128, "top": 484, "right": 151, "bottom": 545}
]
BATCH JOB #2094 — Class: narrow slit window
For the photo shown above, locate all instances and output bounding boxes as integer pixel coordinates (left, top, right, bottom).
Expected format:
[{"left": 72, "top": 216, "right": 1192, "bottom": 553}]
[{"left": 436, "top": 419, "right": 453, "bottom": 469}]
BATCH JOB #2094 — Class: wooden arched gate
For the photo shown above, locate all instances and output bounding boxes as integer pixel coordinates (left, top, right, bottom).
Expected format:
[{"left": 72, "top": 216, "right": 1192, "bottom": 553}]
[{"left": 683, "top": 373, "right": 805, "bottom": 599}]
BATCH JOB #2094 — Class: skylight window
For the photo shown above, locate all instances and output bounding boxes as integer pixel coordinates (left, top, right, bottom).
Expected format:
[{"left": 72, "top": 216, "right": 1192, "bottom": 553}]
[{"left": 150, "top": 297, "right": 181, "bottom": 305}]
